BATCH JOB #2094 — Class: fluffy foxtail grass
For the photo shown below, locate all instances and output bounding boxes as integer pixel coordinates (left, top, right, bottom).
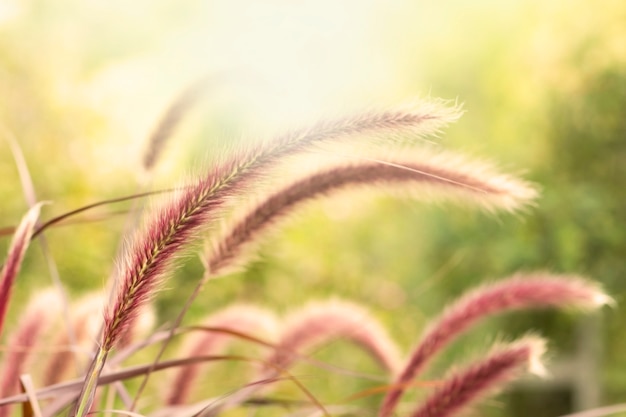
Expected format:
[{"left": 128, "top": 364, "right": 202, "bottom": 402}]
[
  {"left": 106, "top": 103, "right": 459, "bottom": 353},
  {"left": 42, "top": 293, "right": 104, "bottom": 387},
  {"left": 408, "top": 337, "right": 546, "bottom": 417},
  {"left": 0, "top": 289, "right": 59, "bottom": 417},
  {"left": 206, "top": 150, "right": 537, "bottom": 276},
  {"left": 143, "top": 77, "right": 212, "bottom": 173},
  {"left": 71, "top": 103, "right": 460, "bottom": 416},
  {"left": 167, "top": 305, "right": 277, "bottom": 405},
  {"left": 265, "top": 300, "right": 402, "bottom": 375},
  {"left": 0, "top": 203, "right": 43, "bottom": 337},
  {"left": 379, "top": 274, "right": 611, "bottom": 417},
  {"left": 41, "top": 293, "right": 155, "bottom": 386},
  {"left": 0, "top": 98, "right": 612, "bottom": 417},
  {"left": 176, "top": 299, "right": 402, "bottom": 417}
]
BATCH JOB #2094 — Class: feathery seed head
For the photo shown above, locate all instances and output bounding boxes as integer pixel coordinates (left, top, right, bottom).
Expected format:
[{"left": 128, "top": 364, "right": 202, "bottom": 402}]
[
  {"left": 167, "top": 305, "right": 277, "bottom": 405},
  {"left": 408, "top": 336, "right": 547, "bottom": 417},
  {"left": 0, "top": 288, "right": 59, "bottom": 417},
  {"left": 0, "top": 203, "right": 45, "bottom": 337},
  {"left": 380, "top": 273, "right": 609, "bottom": 417},
  {"left": 205, "top": 149, "right": 537, "bottom": 276},
  {"left": 266, "top": 299, "right": 402, "bottom": 374},
  {"left": 105, "top": 103, "right": 461, "bottom": 353}
]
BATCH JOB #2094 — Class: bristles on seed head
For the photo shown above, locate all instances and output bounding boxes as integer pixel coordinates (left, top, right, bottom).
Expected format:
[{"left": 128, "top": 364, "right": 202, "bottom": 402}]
[
  {"left": 0, "top": 203, "right": 45, "bottom": 337},
  {"left": 408, "top": 336, "right": 547, "bottom": 417},
  {"left": 265, "top": 299, "right": 402, "bottom": 375},
  {"left": 380, "top": 273, "right": 608, "bottom": 417}
]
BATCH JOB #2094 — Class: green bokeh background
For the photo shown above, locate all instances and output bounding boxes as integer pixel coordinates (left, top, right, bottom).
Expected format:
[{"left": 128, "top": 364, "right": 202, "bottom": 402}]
[{"left": 1, "top": 1, "right": 625, "bottom": 416}]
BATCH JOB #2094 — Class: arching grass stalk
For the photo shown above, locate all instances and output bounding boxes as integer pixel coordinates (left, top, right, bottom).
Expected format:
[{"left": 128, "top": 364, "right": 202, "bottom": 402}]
[
  {"left": 134, "top": 131, "right": 537, "bottom": 411},
  {"left": 167, "top": 305, "right": 277, "bottom": 405},
  {"left": 0, "top": 203, "right": 44, "bottom": 338},
  {"left": 0, "top": 289, "right": 59, "bottom": 417},
  {"left": 206, "top": 149, "right": 537, "bottom": 276},
  {"left": 74, "top": 103, "right": 459, "bottom": 416},
  {"left": 205, "top": 299, "right": 404, "bottom": 416},
  {"left": 409, "top": 337, "right": 546, "bottom": 417},
  {"left": 379, "top": 274, "right": 612, "bottom": 417},
  {"left": 266, "top": 300, "right": 402, "bottom": 375}
]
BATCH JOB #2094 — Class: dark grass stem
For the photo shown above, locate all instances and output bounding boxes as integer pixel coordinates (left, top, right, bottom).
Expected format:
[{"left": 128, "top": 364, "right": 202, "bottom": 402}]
[{"left": 31, "top": 189, "right": 175, "bottom": 240}]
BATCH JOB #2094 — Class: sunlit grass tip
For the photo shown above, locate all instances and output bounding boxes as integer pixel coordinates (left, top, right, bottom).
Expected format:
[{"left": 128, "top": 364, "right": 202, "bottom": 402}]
[
  {"left": 167, "top": 304, "right": 277, "bottom": 405},
  {"left": 379, "top": 273, "right": 610, "bottom": 417},
  {"left": 205, "top": 148, "right": 537, "bottom": 276},
  {"left": 0, "top": 288, "right": 60, "bottom": 417},
  {"left": 408, "top": 336, "right": 546, "bottom": 417},
  {"left": 266, "top": 299, "right": 402, "bottom": 375},
  {"left": 0, "top": 202, "right": 45, "bottom": 338}
]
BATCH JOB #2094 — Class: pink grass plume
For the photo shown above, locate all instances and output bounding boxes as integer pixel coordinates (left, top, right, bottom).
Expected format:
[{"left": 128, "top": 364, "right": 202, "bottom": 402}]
[
  {"left": 266, "top": 299, "right": 402, "bottom": 375},
  {"left": 0, "top": 202, "right": 45, "bottom": 338},
  {"left": 77, "top": 105, "right": 459, "bottom": 416},
  {"left": 0, "top": 289, "right": 59, "bottom": 417},
  {"left": 379, "top": 273, "right": 611, "bottom": 417},
  {"left": 409, "top": 337, "right": 546, "bottom": 417},
  {"left": 167, "top": 305, "right": 276, "bottom": 405},
  {"left": 206, "top": 149, "right": 537, "bottom": 276}
]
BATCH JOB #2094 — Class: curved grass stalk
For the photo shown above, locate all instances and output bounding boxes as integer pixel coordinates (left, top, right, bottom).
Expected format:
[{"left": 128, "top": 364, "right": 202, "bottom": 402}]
[
  {"left": 0, "top": 203, "right": 44, "bottom": 337},
  {"left": 266, "top": 300, "right": 401, "bottom": 375},
  {"left": 379, "top": 274, "right": 611, "bottom": 417},
  {"left": 0, "top": 289, "right": 60, "bottom": 417},
  {"left": 74, "top": 103, "right": 457, "bottom": 416},
  {"left": 206, "top": 149, "right": 537, "bottom": 276},
  {"left": 166, "top": 305, "right": 277, "bottom": 405},
  {"left": 409, "top": 337, "right": 546, "bottom": 417}
]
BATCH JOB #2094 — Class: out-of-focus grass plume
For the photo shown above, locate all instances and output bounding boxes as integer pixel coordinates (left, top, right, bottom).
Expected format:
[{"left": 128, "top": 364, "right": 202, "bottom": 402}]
[{"left": 1, "top": 1, "right": 625, "bottom": 415}]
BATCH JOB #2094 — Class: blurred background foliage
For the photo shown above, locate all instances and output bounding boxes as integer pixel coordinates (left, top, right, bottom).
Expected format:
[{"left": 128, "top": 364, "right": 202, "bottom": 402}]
[{"left": 1, "top": 0, "right": 625, "bottom": 416}]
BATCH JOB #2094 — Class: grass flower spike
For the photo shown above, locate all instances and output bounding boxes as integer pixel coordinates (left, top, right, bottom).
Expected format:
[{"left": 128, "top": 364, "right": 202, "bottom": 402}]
[
  {"left": 0, "top": 203, "right": 44, "bottom": 337},
  {"left": 73, "top": 103, "right": 459, "bottom": 416},
  {"left": 265, "top": 300, "right": 401, "bottom": 375},
  {"left": 167, "top": 305, "right": 277, "bottom": 405},
  {"left": 206, "top": 150, "right": 537, "bottom": 276},
  {"left": 0, "top": 289, "right": 59, "bottom": 417},
  {"left": 0, "top": 93, "right": 611, "bottom": 417},
  {"left": 379, "top": 274, "right": 611, "bottom": 417},
  {"left": 106, "top": 104, "right": 459, "bottom": 353},
  {"left": 409, "top": 337, "right": 546, "bottom": 417}
]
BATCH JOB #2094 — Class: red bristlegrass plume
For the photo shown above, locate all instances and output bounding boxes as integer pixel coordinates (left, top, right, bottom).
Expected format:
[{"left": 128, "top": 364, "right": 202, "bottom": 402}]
[
  {"left": 75, "top": 103, "right": 459, "bottom": 416},
  {"left": 106, "top": 104, "right": 459, "bottom": 353},
  {"left": 143, "top": 77, "right": 210, "bottom": 172},
  {"left": 42, "top": 292, "right": 155, "bottom": 386},
  {"left": 0, "top": 289, "right": 59, "bottom": 417},
  {"left": 198, "top": 300, "right": 402, "bottom": 417},
  {"left": 205, "top": 149, "right": 537, "bottom": 276},
  {"left": 264, "top": 300, "right": 402, "bottom": 375},
  {"left": 409, "top": 336, "right": 546, "bottom": 417},
  {"left": 0, "top": 202, "right": 43, "bottom": 338},
  {"left": 166, "top": 305, "right": 277, "bottom": 405},
  {"left": 379, "top": 274, "right": 611, "bottom": 417}
]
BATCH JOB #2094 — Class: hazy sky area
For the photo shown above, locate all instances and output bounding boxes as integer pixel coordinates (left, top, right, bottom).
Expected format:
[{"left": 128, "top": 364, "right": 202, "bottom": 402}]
[{"left": 2, "top": 0, "right": 623, "bottom": 174}]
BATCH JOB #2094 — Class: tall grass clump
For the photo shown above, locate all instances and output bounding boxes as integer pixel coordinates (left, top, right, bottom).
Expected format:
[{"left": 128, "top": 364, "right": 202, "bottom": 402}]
[{"left": 0, "top": 91, "right": 613, "bottom": 417}]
